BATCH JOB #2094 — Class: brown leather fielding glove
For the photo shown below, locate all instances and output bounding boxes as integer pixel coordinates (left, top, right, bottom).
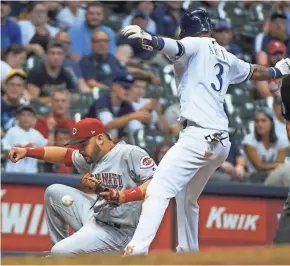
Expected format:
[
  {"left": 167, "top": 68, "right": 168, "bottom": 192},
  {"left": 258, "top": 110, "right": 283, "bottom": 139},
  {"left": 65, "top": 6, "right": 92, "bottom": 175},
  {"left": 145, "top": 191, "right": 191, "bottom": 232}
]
[{"left": 81, "top": 173, "right": 109, "bottom": 194}]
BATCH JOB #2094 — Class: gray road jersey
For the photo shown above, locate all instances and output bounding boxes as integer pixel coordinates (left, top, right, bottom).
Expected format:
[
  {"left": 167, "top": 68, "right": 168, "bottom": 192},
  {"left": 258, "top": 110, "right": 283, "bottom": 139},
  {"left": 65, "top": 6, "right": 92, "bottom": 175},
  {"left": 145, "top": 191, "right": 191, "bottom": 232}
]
[{"left": 72, "top": 141, "right": 156, "bottom": 228}]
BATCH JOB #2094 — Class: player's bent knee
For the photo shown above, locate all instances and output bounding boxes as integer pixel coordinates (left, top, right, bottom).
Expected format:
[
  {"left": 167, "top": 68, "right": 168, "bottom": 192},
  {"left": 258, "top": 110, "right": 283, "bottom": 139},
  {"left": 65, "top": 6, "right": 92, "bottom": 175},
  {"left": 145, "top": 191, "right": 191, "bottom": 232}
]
[
  {"left": 51, "top": 241, "right": 75, "bottom": 256},
  {"left": 44, "top": 184, "right": 65, "bottom": 204}
]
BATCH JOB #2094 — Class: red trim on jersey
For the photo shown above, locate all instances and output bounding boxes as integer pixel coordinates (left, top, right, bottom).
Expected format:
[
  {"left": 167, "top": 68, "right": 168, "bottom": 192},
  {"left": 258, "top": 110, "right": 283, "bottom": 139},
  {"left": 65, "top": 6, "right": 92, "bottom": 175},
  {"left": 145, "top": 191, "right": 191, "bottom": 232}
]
[
  {"left": 26, "top": 147, "right": 45, "bottom": 160},
  {"left": 123, "top": 187, "right": 143, "bottom": 203},
  {"left": 64, "top": 148, "right": 74, "bottom": 166}
]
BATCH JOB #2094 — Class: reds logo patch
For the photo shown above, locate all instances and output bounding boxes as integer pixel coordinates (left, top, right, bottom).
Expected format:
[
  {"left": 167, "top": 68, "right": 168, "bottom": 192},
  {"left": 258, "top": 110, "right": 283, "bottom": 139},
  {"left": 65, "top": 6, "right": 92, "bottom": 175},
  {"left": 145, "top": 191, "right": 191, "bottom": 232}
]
[{"left": 140, "top": 156, "right": 154, "bottom": 169}]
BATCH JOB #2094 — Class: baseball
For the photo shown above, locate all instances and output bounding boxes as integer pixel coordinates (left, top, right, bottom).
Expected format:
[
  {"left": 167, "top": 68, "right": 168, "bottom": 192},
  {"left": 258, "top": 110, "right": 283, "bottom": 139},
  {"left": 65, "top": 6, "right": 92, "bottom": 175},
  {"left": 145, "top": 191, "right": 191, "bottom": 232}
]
[{"left": 61, "top": 195, "right": 74, "bottom": 207}]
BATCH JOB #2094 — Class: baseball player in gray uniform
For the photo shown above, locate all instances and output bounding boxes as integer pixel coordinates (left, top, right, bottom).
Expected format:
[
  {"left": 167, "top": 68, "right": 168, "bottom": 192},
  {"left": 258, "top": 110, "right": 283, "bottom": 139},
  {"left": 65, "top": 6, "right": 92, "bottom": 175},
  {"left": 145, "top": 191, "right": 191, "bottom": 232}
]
[{"left": 8, "top": 118, "right": 156, "bottom": 255}]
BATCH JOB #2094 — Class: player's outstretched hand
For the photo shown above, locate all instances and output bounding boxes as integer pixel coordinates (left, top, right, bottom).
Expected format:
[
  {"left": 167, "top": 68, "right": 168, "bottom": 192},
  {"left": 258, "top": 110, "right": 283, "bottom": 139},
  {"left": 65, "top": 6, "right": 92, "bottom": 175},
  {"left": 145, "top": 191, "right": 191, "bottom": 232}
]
[
  {"left": 8, "top": 147, "right": 27, "bottom": 163},
  {"left": 121, "top": 25, "right": 154, "bottom": 51},
  {"left": 275, "top": 58, "right": 290, "bottom": 76}
]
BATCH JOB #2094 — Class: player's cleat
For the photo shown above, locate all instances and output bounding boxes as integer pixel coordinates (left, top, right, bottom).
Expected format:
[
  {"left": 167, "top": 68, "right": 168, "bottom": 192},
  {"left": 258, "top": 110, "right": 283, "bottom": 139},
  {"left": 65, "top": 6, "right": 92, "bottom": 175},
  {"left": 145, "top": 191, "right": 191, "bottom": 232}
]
[{"left": 123, "top": 245, "right": 135, "bottom": 256}]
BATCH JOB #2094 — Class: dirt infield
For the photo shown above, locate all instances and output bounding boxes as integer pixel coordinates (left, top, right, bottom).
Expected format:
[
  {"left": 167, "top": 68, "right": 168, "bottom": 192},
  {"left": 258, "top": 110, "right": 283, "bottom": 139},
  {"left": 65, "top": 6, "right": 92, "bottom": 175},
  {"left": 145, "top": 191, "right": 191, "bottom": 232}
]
[{"left": 2, "top": 245, "right": 290, "bottom": 265}]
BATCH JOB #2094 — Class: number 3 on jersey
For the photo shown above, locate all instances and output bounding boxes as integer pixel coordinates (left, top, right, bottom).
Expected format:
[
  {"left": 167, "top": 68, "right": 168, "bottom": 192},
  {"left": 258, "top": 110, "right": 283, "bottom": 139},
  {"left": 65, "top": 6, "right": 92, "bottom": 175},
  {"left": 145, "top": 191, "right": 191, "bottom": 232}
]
[{"left": 211, "top": 63, "right": 224, "bottom": 92}]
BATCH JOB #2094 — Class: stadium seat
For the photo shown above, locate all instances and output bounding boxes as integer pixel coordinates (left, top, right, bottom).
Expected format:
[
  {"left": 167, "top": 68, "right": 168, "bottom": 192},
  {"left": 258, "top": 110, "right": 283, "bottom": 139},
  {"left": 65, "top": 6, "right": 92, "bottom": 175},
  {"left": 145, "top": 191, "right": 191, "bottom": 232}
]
[{"left": 69, "top": 93, "right": 95, "bottom": 119}]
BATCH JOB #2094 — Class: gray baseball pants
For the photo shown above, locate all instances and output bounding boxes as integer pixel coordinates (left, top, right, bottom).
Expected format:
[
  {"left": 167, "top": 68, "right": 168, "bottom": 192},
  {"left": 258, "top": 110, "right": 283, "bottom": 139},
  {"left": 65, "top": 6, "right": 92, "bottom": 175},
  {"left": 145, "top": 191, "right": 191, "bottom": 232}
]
[{"left": 44, "top": 184, "right": 134, "bottom": 256}]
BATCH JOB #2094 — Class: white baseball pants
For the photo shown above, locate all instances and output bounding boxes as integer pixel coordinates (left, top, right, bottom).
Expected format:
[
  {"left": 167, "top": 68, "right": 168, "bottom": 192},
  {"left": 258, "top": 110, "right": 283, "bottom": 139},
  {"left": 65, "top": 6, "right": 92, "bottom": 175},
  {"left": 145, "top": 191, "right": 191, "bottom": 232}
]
[{"left": 126, "top": 125, "right": 231, "bottom": 254}]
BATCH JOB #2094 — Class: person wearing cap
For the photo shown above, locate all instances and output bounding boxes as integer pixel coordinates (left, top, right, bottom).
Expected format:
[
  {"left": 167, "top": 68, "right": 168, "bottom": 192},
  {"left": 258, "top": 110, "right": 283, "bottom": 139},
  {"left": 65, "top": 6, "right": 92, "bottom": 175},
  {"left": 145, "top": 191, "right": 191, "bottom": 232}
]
[
  {"left": 1, "top": 1, "right": 22, "bottom": 50},
  {"left": 256, "top": 40, "right": 288, "bottom": 98},
  {"left": 117, "top": 10, "right": 157, "bottom": 62},
  {"left": 1, "top": 44, "right": 27, "bottom": 83},
  {"left": 255, "top": 11, "right": 290, "bottom": 66},
  {"left": 122, "top": 2, "right": 156, "bottom": 34},
  {"left": 85, "top": 70, "right": 151, "bottom": 141},
  {"left": 1, "top": 69, "right": 27, "bottom": 136},
  {"left": 213, "top": 18, "right": 244, "bottom": 60},
  {"left": 8, "top": 118, "right": 156, "bottom": 255},
  {"left": 242, "top": 107, "right": 288, "bottom": 179},
  {"left": 2, "top": 105, "right": 49, "bottom": 173},
  {"left": 79, "top": 29, "right": 122, "bottom": 89},
  {"left": 26, "top": 40, "right": 77, "bottom": 105}
]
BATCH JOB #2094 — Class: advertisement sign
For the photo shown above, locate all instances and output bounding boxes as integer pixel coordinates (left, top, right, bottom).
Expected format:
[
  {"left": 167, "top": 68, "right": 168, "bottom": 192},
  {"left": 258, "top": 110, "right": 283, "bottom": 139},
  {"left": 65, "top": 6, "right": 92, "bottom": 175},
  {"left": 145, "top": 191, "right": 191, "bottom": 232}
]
[
  {"left": 1, "top": 184, "right": 173, "bottom": 252},
  {"left": 1, "top": 184, "right": 285, "bottom": 252},
  {"left": 198, "top": 196, "right": 284, "bottom": 246}
]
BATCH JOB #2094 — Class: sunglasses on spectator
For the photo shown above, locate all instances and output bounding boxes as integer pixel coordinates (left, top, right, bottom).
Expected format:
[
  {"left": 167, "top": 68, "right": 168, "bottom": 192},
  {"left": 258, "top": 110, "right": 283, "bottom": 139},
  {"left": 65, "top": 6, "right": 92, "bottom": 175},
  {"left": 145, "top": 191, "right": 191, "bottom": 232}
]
[{"left": 92, "top": 39, "right": 110, "bottom": 43}]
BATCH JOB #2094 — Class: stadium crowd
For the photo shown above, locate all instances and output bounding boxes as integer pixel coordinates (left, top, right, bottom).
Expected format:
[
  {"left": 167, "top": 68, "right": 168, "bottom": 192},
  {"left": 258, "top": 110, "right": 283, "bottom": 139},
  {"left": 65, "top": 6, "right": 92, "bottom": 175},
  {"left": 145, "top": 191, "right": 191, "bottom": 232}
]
[{"left": 1, "top": 1, "right": 290, "bottom": 187}]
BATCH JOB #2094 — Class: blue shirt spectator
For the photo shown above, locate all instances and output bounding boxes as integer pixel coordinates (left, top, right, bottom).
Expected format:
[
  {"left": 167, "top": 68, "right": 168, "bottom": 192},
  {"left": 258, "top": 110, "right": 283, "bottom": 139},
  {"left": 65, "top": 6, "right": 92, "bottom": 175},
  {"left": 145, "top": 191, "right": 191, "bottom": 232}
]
[
  {"left": 255, "top": 12, "right": 290, "bottom": 57},
  {"left": 68, "top": 2, "right": 116, "bottom": 60},
  {"left": 1, "top": 2, "right": 22, "bottom": 50},
  {"left": 79, "top": 29, "right": 122, "bottom": 89},
  {"left": 85, "top": 70, "right": 136, "bottom": 139},
  {"left": 213, "top": 19, "right": 244, "bottom": 60},
  {"left": 151, "top": 2, "right": 185, "bottom": 38}
]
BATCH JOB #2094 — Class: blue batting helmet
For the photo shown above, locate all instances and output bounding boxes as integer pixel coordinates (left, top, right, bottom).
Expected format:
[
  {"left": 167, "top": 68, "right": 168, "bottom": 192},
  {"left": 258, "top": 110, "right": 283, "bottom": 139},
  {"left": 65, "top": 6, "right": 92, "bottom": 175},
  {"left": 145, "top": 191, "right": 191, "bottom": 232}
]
[{"left": 179, "top": 9, "right": 213, "bottom": 39}]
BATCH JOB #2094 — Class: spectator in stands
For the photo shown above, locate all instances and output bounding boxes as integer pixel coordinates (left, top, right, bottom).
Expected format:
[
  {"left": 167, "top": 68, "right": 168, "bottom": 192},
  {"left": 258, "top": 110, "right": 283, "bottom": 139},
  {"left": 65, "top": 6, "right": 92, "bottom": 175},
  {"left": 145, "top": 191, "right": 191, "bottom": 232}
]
[
  {"left": 154, "top": 141, "right": 173, "bottom": 165},
  {"left": 164, "top": 103, "right": 182, "bottom": 136},
  {"left": 56, "top": 1, "right": 85, "bottom": 30},
  {"left": 256, "top": 40, "right": 287, "bottom": 98},
  {"left": 213, "top": 19, "right": 244, "bottom": 60},
  {"left": 2, "top": 106, "right": 49, "bottom": 173},
  {"left": 255, "top": 11, "right": 289, "bottom": 65},
  {"left": 242, "top": 108, "right": 288, "bottom": 180},
  {"left": 281, "top": 1, "right": 290, "bottom": 34},
  {"left": 1, "top": 1, "right": 22, "bottom": 50},
  {"left": 85, "top": 70, "right": 151, "bottom": 141},
  {"left": 79, "top": 29, "right": 122, "bottom": 89},
  {"left": 127, "top": 76, "right": 169, "bottom": 135},
  {"left": 151, "top": 1, "right": 185, "bottom": 38},
  {"left": 117, "top": 10, "right": 156, "bottom": 62},
  {"left": 1, "top": 45, "right": 27, "bottom": 83},
  {"left": 1, "top": 70, "right": 26, "bottom": 136},
  {"left": 54, "top": 31, "right": 90, "bottom": 93},
  {"left": 212, "top": 140, "right": 246, "bottom": 182},
  {"left": 122, "top": 1, "right": 156, "bottom": 34},
  {"left": 18, "top": 2, "right": 59, "bottom": 50},
  {"left": 43, "top": 127, "right": 73, "bottom": 174},
  {"left": 69, "top": 2, "right": 116, "bottom": 61},
  {"left": 273, "top": 94, "right": 289, "bottom": 143},
  {"left": 34, "top": 89, "right": 75, "bottom": 140},
  {"left": 26, "top": 40, "right": 77, "bottom": 104}
]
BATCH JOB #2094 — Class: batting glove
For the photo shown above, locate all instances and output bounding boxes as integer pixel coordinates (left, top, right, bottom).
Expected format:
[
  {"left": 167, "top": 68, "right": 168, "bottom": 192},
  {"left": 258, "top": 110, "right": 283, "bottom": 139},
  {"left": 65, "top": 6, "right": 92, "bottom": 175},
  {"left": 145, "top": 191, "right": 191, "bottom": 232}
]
[
  {"left": 275, "top": 58, "right": 290, "bottom": 76},
  {"left": 121, "top": 25, "right": 154, "bottom": 51}
]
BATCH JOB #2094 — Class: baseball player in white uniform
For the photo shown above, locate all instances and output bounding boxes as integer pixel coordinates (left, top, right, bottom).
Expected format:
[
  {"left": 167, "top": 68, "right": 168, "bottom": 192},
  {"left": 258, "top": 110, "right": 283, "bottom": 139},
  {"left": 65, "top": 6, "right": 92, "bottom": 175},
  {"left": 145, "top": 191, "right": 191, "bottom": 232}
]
[
  {"left": 121, "top": 8, "right": 290, "bottom": 255},
  {"left": 8, "top": 118, "right": 156, "bottom": 255}
]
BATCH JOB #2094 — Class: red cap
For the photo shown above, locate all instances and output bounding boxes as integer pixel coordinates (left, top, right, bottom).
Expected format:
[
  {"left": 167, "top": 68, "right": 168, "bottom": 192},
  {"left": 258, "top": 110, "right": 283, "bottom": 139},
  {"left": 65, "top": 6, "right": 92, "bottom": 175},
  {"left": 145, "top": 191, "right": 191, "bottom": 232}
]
[
  {"left": 268, "top": 40, "right": 286, "bottom": 55},
  {"left": 66, "top": 118, "right": 106, "bottom": 145}
]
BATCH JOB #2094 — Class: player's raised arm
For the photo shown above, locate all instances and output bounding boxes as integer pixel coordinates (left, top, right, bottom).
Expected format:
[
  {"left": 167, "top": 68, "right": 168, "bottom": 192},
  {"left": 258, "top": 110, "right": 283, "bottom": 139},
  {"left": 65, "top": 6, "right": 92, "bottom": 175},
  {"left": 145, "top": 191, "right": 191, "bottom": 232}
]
[
  {"left": 121, "top": 10, "right": 212, "bottom": 59},
  {"left": 8, "top": 146, "right": 74, "bottom": 166},
  {"left": 250, "top": 58, "right": 290, "bottom": 81}
]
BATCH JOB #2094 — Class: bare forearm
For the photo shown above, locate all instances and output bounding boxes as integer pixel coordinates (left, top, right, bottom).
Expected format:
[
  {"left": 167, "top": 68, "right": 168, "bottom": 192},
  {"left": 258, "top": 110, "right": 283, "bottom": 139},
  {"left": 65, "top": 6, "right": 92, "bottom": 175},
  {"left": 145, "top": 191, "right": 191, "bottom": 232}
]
[
  {"left": 47, "top": 132, "right": 55, "bottom": 146},
  {"left": 250, "top": 65, "right": 274, "bottom": 81},
  {"left": 106, "top": 113, "right": 134, "bottom": 130},
  {"left": 286, "top": 122, "right": 290, "bottom": 142},
  {"left": 119, "top": 179, "right": 151, "bottom": 203},
  {"left": 157, "top": 114, "right": 170, "bottom": 133}
]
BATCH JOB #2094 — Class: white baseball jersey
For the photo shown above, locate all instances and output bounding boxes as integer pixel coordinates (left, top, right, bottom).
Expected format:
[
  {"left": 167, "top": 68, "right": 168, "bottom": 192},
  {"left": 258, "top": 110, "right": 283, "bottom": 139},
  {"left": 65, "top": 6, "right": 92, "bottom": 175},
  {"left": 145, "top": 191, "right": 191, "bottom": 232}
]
[
  {"left": 169, "top": 37, "right": 253, "bottom": 131},
  {"left": 72, "top": 141, "right": 156, "bottom": 228}
]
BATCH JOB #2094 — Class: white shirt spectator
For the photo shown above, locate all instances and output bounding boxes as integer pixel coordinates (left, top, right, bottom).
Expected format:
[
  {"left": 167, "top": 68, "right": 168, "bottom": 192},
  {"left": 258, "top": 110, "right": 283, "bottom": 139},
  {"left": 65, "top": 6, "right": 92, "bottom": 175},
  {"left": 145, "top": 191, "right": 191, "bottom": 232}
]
[
  {"left": 122, "top": 15, "right": 156, "bottom": 34},
  {"left": 18, "top": 20, "right": 59, "bottom": 44},
  {"left": 129, "top": 98, "right": 158, "bottom": 133},
  {"left": 56, "top": 6, "right": 85, "bottom": 29},
  {"left": 242, "top": 133, "right": 289, "bottom": 173},
  {"left": 2, "top": 125, "right": 48, "bottom": 173},
  {"left": 1, "top": 61, "right": 11, "bottom": 82}
]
